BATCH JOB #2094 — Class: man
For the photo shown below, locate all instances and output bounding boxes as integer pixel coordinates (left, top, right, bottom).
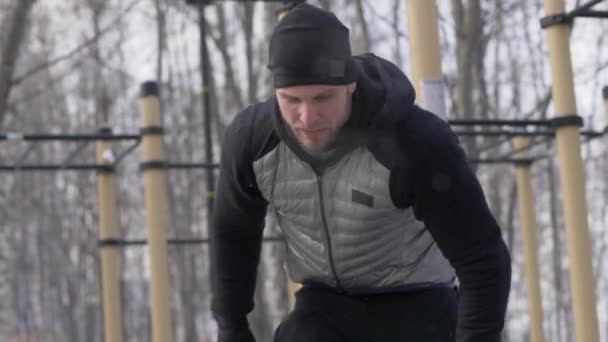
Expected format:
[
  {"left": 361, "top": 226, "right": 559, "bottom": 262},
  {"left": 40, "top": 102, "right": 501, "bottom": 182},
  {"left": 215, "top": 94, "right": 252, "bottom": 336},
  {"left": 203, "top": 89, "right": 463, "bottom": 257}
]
[{"left": 211, "top": 3, "right": 511, "bottom": 342}]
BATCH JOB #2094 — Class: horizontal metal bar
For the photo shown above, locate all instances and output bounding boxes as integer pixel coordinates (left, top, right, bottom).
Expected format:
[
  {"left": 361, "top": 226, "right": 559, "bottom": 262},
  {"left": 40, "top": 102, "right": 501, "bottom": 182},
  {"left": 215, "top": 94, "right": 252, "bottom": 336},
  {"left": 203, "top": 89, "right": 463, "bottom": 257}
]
[
  {"left": 569, "top": 0, "right": 605, "bottom": 17},
  {"left": 455, "top": 129, "right": 605, "bottom": 137},
  {"left": 98, "top": 236, "right": 284, "bottom": 247},
  {"left": 61, "top": 141, "right": 91, "bottom": 167},
  {"left": 0, "top": 162, "right": 222, "bottom": 172},
  {"left": 167, "top": 162, "right": 219, "bottom": 169},
  {"left": 581, "top": 128, "right": 607, "bottom": 138},
  {"left": 575, "top": 10, "right": 608, "bottom": 17},
  {"left": 498, "top": 137, "right": 552, "bottom": 160},
  {"left": 468, "top": 158, "right": 540, "bottom": 165},
  {"left": 0, "top": 133, "right": 140, "bottom": 141},
  {"left": 112, "top": 140, "right": 141, "bottom": 166},
  {"left": 455, "top": 130, "right": 556, "bottom": 137},
  {"left": 0, "top": 164, "right": 113, "bottom": 172},
  {"left": 12, "top": 144, "right": 37, "bottom": 167},
  {"left": 448, "top": 119, "right": 554, "bottom": 127}
]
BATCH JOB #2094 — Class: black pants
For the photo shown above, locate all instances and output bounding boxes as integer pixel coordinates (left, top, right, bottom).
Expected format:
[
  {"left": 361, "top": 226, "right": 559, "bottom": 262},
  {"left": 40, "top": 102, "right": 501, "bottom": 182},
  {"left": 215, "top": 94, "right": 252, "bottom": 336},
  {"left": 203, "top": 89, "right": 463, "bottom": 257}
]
[{"left": 274, "top": 286, "right": 457, "bottom": 342}]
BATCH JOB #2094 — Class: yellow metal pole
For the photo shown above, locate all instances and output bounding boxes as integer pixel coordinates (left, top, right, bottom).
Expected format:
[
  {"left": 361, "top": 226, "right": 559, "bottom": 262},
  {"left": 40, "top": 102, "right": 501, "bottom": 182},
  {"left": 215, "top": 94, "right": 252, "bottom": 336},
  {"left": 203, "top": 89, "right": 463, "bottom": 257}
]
[
  {"left": 405, "top": 0, "right": 447, "bottom": 119},
  {"left": 542, "top": 1, "right": 599, "bottom": 341},
  {"left": 513, "top": 138, "right": 545, "bottom": 342},
  {"left": 138, "top": 82, "right": 173, "bottom": 342},
  {"left": 96, "top": 127, "right": 124, "bottom": 342}
]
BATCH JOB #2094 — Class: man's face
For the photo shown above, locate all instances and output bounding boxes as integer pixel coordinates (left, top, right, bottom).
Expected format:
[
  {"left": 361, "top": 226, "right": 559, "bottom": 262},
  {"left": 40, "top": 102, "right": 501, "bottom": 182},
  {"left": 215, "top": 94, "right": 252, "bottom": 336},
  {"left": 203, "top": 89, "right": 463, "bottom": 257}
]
[{"left": 276, "top": 83, "right": 356, "bottom": 153}]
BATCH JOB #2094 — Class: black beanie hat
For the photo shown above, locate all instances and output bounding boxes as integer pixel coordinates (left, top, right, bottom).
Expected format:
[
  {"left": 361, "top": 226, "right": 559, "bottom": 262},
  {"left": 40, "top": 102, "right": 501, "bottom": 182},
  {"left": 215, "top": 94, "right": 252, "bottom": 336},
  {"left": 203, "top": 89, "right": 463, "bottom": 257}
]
[{"left": 268, "top": 3, "right": 357, "bottom": 88}]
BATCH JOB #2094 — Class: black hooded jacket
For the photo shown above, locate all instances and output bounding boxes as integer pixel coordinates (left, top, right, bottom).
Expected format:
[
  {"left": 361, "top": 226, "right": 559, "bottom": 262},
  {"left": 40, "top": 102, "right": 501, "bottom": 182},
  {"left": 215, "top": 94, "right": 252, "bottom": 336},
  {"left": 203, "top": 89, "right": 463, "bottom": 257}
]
[{"left": 211, "top": 53, "right": 511, "bottom": 341}]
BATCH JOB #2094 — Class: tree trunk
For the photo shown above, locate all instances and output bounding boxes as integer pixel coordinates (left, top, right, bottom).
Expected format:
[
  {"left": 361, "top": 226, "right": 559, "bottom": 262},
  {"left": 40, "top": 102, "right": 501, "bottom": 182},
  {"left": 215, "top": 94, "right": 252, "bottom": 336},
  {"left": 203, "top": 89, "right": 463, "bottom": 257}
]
[
  {"left": 451, "top": 0, "right": 483, "bottom": 162},
  {"left": 0, "top": 0, "right": 35, "bottom": 127},
  {"left": 354, "top": 0, "right": 370, "bottom": 53},
  {"left": 547, "top": 155, "right": 567, "bottom": 342},
  {"left": 210, "top": 4, "right": 244, "bottom": 116},
  {"left": 241, "top": 2, "right": 256, "bottom": 104},
  {"left": 391, "top": 0, "right": 403, "bottom": 67},
  {"left": 155, "top": 0, "right": 166, "bottom": 86}
]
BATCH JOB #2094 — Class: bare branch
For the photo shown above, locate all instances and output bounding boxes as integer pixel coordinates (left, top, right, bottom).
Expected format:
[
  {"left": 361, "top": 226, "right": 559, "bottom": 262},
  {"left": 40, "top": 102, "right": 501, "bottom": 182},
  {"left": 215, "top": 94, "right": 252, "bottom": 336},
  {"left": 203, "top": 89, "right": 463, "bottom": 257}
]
[
  {"left": 0, "top": 0, "right": 35, "bottom": 127},
  {"left": 208, "top": 4, "right": 244, "bottom": 112},
  {"left": 10, "top": 0, "right": 142, "bottom": 88}
]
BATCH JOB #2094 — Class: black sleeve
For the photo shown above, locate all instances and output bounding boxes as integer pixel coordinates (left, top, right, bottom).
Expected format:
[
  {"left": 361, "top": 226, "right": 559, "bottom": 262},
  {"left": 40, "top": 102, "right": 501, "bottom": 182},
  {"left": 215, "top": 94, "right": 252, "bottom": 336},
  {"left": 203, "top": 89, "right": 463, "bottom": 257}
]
[
  {"left": 210, "top": 110, "right": 268, "bottom": 325},
  {"left": 406, "top": 111, "right": 511, "bottom": 341}
]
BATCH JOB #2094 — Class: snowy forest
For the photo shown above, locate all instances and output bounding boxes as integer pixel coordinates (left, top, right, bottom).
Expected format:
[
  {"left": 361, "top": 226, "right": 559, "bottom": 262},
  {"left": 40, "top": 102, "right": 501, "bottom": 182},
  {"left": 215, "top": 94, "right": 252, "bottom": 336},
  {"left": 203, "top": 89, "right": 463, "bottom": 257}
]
[{"left": 1, "top": 0, "right": 607, "bottom": 341}]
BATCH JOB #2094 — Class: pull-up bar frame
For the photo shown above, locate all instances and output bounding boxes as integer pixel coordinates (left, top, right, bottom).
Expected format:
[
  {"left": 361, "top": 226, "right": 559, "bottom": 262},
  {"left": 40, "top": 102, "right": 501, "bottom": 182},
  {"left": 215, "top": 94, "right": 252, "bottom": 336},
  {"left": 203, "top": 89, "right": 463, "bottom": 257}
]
[{"left": 1, "top": 119, "right": 605, "bottom": 170}]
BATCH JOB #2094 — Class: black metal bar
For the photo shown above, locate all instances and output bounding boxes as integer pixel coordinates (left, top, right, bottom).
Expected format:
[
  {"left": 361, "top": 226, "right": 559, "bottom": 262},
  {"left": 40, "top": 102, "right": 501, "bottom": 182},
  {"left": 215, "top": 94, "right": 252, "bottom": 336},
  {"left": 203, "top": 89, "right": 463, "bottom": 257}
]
[
  {"left": 140, "top": 126, "right": 164, "bottom": 135},
  {"left": 98, "top": 236, "right": 284, "bottom": 247},
  {"left": 499, "top": 137, "right": 553, "bottom": 159},
  {"left": 581, "top": 128, "right": 607, "bottom": 138},
  {"left": 448, "top": 119, "right": 555, "bottom": 127},
  {"left": 468, "top": 157, "right": 541, "bottom": 165},
  {"left": 12, "top": 143, "right": 38, "bottom": 168},
  {"left": 568, "top": 0, "right": 606, "bottom": 17},
  {"left": 166, "top": 237, "right": 284, "bottom": 244},
  {"left": 550, "top": 115, "right": 584, "bottom": 128},
  {"left": 574, "top": 10, "right": 608, "bottom": 17},
  {"left": 112, "top": 140, "right": 141, "bottom": 166},
  {"left": 140, "top": 161, "right": 167, "bottom": 171},
  {"left": 456, "top": 128, "right": 604, "bottom": 139},
  {"left": 2, "top": 160, "right": 224, "bottom": 172},
  {"left": 455, "top": 130, "right": 556, "bottom": 137},
  {"left": 60, "top": 141, "right": 91, "bottom": 168},
  {"left": 166, "top": 162, "right": 219, "bottom": 169},
  {"left": 0, "top": 133, "right": 140, "bottom": 142},
  {"left": 540, "top": 13, "right": 572, "bottom": 28},
  {"left": 456, "top": 129, "right": 604, "bottom": 137},
  {"left": 581, "top": 128, "right": 607, "bottom": 142},
  {"left": 0, "top": 164, "right": 114, "bottom": 172}
]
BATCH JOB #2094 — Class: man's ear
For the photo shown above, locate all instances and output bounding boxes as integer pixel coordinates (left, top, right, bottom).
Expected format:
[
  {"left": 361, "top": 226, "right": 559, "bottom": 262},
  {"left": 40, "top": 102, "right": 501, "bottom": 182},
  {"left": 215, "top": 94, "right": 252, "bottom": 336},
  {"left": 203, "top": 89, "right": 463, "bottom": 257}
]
[{"left": 347, "top": 82, "right": 357, "bottom": 95}]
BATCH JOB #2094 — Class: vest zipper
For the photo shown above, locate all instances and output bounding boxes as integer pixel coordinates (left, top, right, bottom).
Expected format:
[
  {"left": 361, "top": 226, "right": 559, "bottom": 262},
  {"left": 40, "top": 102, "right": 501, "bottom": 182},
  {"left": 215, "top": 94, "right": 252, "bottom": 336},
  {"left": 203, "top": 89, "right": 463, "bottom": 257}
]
[{"left": 316, "top": 174, "right": 343, "bottom": 292}]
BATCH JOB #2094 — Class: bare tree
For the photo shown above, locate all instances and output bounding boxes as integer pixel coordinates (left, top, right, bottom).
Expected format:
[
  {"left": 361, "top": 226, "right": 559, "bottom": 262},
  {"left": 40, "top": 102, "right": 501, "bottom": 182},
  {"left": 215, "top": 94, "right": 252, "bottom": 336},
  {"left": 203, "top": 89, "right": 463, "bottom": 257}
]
[
  {"left": 354, "top": 0, "right": 370, "bottom": 53},
  {"left": 450, "top": 0, "right": 486, "bottom": 161},
  {"left": 391, "top": 0, "right": 403, "bottom": 67},
  {"left": 240, "top": 2, "right": 257, "bottom": 104},
  {"left": 0, "top": 0, "right": 35, "bottom": 127},
  {"left": 155, "top": 0, "right": 167, "bottom": 86},
  {"left": 209, "top": 4, "right": 245, "bottom": 117}
]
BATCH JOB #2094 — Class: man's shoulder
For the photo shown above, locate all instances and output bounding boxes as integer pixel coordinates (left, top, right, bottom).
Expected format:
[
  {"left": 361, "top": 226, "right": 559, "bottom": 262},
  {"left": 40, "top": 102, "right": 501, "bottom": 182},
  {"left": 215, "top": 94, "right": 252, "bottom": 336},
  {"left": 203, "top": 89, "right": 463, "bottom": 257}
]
[
  {"left": 381, "top": 106, "right": 461, "bottom": 167},
  {"left": 399, "top": 105, "right": 453, "bottom": 142},
  {"left": 227, "top": 99, "right": 273, "bottom": 133},
  {"left": 223, "top": 98, "right": 278, "bottom": 163}
]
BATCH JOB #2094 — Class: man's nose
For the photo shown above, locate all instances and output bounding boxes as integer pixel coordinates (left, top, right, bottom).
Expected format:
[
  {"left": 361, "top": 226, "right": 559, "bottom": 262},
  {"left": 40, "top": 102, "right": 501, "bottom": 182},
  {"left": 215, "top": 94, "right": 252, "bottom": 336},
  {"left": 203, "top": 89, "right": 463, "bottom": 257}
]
[{"left": 299, "top": 102, "right": 319, "bottom": 126}]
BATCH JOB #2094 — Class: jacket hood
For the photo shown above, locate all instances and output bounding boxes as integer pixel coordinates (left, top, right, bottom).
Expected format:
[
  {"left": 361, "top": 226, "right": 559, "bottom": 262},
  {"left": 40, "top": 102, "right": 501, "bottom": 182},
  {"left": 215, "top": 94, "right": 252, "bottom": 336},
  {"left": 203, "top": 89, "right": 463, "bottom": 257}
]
[{"left": 350, "top": 53, "right": 416, "bottom": 127}]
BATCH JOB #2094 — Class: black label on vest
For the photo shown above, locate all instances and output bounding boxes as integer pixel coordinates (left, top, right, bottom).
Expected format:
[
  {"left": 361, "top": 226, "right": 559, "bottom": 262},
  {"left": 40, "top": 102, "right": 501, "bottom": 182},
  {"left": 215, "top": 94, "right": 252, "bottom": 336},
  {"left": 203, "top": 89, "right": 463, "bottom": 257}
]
[{"left": 352, "top": 189, "right": 374, "bottom": 208}]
